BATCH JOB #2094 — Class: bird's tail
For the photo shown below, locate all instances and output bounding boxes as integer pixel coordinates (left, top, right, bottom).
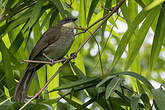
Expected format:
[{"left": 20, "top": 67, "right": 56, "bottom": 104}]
[{"left": 14, "top": 64, "right": 35, "bottom": 102}]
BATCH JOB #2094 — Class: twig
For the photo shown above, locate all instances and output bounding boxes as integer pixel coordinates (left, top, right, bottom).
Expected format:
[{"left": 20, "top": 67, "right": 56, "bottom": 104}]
[
  {"left": 19, "top": 0, "right": 125, "bottom": 109},
  {"left": 22, "top": 59, "right": 52, "bottom": 65},
  {"left": 74, "top": 0, "right": 125, "bottom": 54},
  {"left": 21, "top": 59, "right": 65, "bottom": 65}
]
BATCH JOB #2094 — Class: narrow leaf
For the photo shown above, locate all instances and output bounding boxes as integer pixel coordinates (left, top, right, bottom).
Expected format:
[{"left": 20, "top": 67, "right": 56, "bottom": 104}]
[
  {"left": 125, "top": 7, "right": 160, "bottom": 70},
  {"left": 152, "top": 88, "right": 165, "bottom": 110},
  {"left": 50, "top": 77, "right": 100, "bottom": 91},
  {"left": 29, "top": 0, "right": 44, "bottom": 28},
  {"left": 105, "top": 77, "right": 120, "bottom": 100},
  {"left": 114, "top": 72, "right": 153, "bottom": 91},
  {"left": 87, "top": 0, "right": 99, "bottom": 25},
  {"left": 145, "top": 0, "right": 165, "bottom": 11},
  {"left": 61, "top": 95, "right": 89, "bottom": 110},
  {"left": 0, "top": 39, "right": 16, "bottom": 95},
  {"left": 96, "top": 75, "right": 116, "bottom": 88},
  {"left": 130, "top": 95, "right": 140, "bottom": 110},
  {"left": 9, "top": 32, "right": 24, "bottom": 53},
  {"left": 110, "top": 9, "right": 149, "bottom": 71},
  {"left": 101, "top": 0, "right": 112, "bottom": 38},
  {"left": 53, "top": 0, "right": 66, "bottom": 18},
  {"left": 150, "top": 2, "right": 165, "bottom": 70}
]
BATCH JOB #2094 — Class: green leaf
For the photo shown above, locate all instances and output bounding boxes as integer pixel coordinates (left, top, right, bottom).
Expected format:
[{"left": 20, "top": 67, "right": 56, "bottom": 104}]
[
  {"left": 105, "top": 77, "right": 120, "bottom": 100},
  {"left": 50, "top": 77, "right": 100, "bottom": 91},
  {"left": 61, "top": 95, "right": 89, "bottom": 110},
  {"left": 145, "top": 0, "right": 165, "bottom": 11},
  {"left": 152, "top": 88, "right": 165, "bottom": 110},
  {"left": 70, "top": 63, "right": 86, "bottom": 79},
  {"left": 96, "top": 75, "right": 116, "bottom": 88},
  {"left": 9, "top": 32, "right": 24, "bottom": 53},
  {"left": 114, "top": 90, "right": 130, "bottom": 103},
  {"left": 110, "top": 8, "right": 149, "bottom": 71},
  {"left": 101, "top": 0, "right": 112, "bottom": 38},
  {"left": 4, "top": 9, "right": 31, "bottom": 35},
  {"left": 135, "top": 0, "right": 146, "bottom": 8},
  {"left": 29, "top": 0, "right": 44, "bottom": 29},
  {"left": 41, "top": 9, "right": 55, "bottom": 30},
  {"left": 53, "top": 0, "right": 66, "bottom": 18},
  {"left": 150, "top": 2, "right": 165, "bottom": 70},
  {"left": 125, "top": 7, "right": 160, "bottom": 70},
  {"left": 0, "top": 39, "right": 16, "bottom": 95},
  {"left": 49, "top": 8, "right": 59, "bottom": 27},
  {"left": 130, "top": 95, "right": 140, "bottom": 110},
  {"left": 76, "top": 98, "right": 94, "bottom": 110},
  {"left": 127, "top": 0, "right": 138, "bottom": 22},
  {"left": 141, "top": 93, "right": 152, "bottom": 109},
  {"left": 3, "top": 0, "right": 15, "bottom": 14},
  {"left": 114, "top": 72, "right": 153, "bottom": 91},
  {"left": 87, "top": 0, "right": 99, "bottom": 25},
  {"left": 0, "top": 23, "right": 9, "bottom": 37}
]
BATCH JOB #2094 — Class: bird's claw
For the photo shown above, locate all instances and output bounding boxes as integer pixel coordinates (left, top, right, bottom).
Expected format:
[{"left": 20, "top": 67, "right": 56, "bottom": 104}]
[
  {"left": 61, "top": 58, "right": 67, "bottom": 64},
  {"left": 71, "top": 52, "right": 77, "bottom": 59},
  {"left": 50, "top": 60, "right": 55, "bottom": 66},
  {"left": 21, "top": 59, "right": 25, "bottom": 64}
]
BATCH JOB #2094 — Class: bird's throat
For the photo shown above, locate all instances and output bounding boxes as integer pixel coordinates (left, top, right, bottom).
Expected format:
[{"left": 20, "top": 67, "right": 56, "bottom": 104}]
[{"left": 62, "top": 22, "right": 75, "bottom": 28}]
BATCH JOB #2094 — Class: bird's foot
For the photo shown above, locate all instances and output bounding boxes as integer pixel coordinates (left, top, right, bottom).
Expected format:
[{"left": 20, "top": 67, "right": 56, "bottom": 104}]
[
  {"left": 50, "top": 60, "right": 55, "bottom": 66},
  {"left": 21, "top": 59, "right": 25, "bottom": 64},
  {"left": 70, "top": 52, "right": 77, "bottom": 59},
  {"left": 61, "top": 58, "right": 67, "bottom": 64}
]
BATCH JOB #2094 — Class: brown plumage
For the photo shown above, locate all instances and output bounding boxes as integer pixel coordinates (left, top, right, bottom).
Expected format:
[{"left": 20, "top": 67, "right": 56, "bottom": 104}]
[{"left": 14, "top": 17, "right": 77, "bottom": 102}]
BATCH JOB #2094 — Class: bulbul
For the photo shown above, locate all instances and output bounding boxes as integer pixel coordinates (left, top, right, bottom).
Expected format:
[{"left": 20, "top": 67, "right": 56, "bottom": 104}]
[{"left": 14, "top": 17, "right": 77, "bottom": 102}]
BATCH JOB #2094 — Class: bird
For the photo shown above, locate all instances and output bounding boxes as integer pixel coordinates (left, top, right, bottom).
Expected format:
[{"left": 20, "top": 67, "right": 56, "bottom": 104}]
[{"left": 14, "top": 17, "right": 77, "bottom": 102}]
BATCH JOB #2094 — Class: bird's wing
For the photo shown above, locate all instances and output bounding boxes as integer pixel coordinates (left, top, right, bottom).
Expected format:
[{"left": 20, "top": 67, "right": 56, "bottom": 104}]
[{"left": 29, "top": 26, "right": 61, "bottom": 60}]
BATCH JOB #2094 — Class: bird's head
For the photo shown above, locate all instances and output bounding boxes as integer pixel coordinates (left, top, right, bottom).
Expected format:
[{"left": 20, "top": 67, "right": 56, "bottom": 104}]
[{"left": 60, "top": 17, "right": 77, "bottom": 28}]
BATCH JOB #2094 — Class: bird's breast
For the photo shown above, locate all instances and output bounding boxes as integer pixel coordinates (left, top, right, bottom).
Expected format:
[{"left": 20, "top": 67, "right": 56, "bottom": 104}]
[{"left": 43, "top": 27, "right": 74, "bottom": 60}]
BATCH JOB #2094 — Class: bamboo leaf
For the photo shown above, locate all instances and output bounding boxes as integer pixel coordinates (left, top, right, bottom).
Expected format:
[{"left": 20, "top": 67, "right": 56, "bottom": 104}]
[
  {"left": 114, "top": 72, "right": 153, "bottom": 91},
  {"left": 135, "top": 0, "right": 145, "bottom": 8},
  {"left": 150, "top": 2, "right": 165, "bottom": 70},
  {"left": 105, "top": 77, "right": 120, "bottom": 100},
  {"left": 29, "top": 0, "right": 44, "bottom": 29},
  {"left": 152, "top": 88, "right": 165, "bottom": 110},
  {"left": 53, "top": 0, "right": 67, "bottom": 18},
  {"left": 101, "top": 0, "right": 112, "bottom": 38},
  {"left": 50, "top": 77, "right": 100, "bottom": 91},
  {"left": 49, "top": 8, "right": 59, "bottom": 27},
  {"left": 4, "top": 9, "right": 31, "bottom": 35},
  {"left": 0, "top": 39, "right": 16, "bottom": 95},
  {"left": 96, "top": 75, "right": 116, "bottom": 88},
  {"left": 9, "top": 32, "right": 24, "bottom": 53},
  {"left": 87, "top": 0, "right": 99, "bottom": 26},
  {"left": 110, "top": 9, "right": 149, "bottom": 71},
  {"left": 125, "top": 7, "right": 160, "bottom": 70},
  {"left": 145, "top": 0, "right": 165, "bottom": 11},
  {"left": 61, "top": 95, "right": 89, "bottom": 110},
  {"left": 70, "top": 63, "right": 86, "bottom": 79},
  {"left": 130, "top": 95, "right": 140, "bottom": 110},
  {"left": 141, "top": 93, "right": 152, "bottom": 109}
]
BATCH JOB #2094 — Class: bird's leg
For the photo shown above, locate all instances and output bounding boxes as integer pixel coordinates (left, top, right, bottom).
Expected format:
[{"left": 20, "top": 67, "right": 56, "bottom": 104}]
[{"left": 43, "top": 53, "right": 55, "bottom": 66}]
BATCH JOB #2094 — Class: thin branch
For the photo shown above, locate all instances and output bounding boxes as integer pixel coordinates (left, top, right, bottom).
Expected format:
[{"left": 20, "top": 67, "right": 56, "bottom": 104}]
[
  {"left": 21, "top": 59, "right": 52, "bottom": 65},
  {"left": 74, "top": 0, "right": 125, "bottom": 55},
  {"left": 93, "top": 36, "right": 104, "bottom": 75},
  {"left": 21, "top": 59, "right": 65, "bottom": 65}
]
